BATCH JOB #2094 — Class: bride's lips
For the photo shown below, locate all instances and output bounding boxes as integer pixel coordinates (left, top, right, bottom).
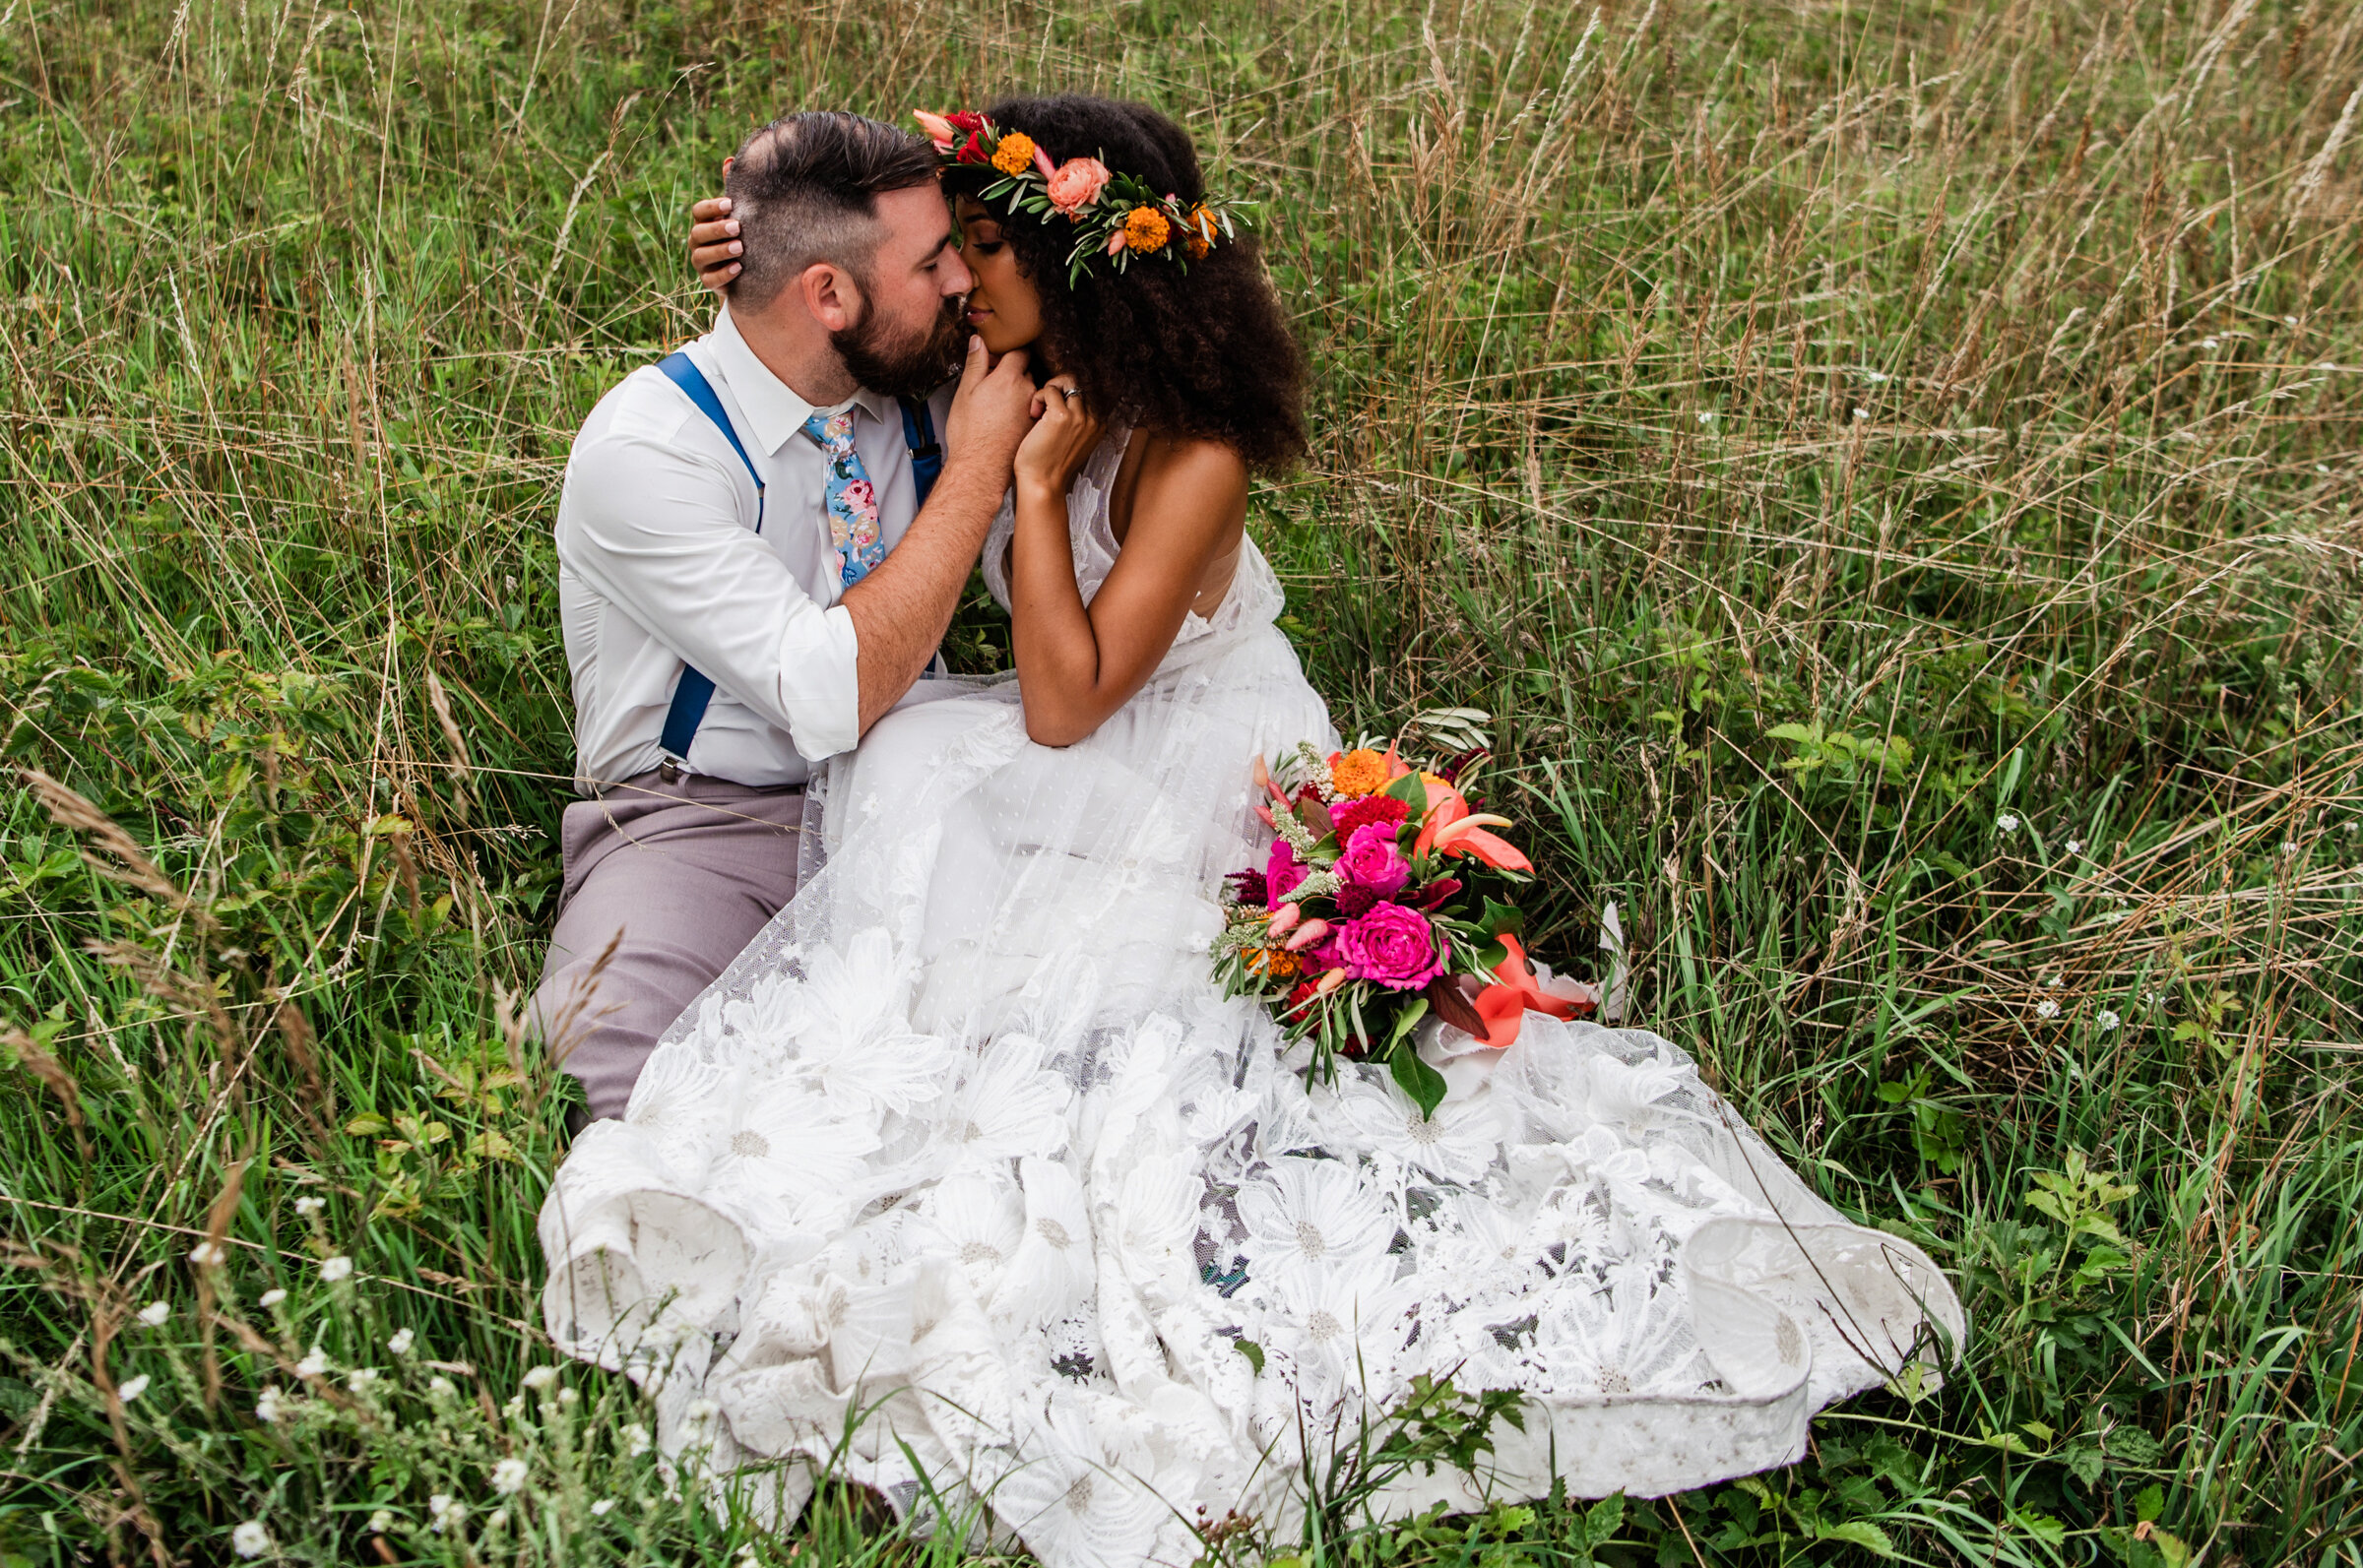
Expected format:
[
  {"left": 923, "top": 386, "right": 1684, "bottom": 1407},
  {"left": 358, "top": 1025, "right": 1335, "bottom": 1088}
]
[{"left": 965, "top": 301, "right": 993, "bottom": 325}]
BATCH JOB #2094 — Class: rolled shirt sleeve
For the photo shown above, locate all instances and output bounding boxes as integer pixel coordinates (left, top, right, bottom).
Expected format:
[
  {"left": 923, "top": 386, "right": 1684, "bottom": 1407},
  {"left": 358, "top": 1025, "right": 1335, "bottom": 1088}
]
[{"left": 556, "top": 425, "right": 862, "bottom": 765}]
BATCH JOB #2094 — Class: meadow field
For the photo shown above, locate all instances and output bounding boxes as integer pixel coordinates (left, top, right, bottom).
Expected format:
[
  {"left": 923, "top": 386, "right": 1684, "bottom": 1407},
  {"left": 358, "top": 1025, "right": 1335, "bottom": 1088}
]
[{"left": 4, "top": 0, "right": 2361, "bottom": 1561}]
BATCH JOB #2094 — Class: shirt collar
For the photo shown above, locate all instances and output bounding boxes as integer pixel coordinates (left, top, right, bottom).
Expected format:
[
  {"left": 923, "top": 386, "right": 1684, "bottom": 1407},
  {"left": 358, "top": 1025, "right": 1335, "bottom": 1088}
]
[{"left": 707, "top": 305, "right": 899, "bottom": 455}]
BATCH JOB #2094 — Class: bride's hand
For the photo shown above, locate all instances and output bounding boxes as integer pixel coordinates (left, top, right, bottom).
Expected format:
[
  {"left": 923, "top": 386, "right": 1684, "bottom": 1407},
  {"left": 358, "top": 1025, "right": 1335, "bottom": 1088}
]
[
  {"left": 1013, "top": 376, "right": 1104, "bottom": 498},
  {"left": 688, "top": 158, "right": 739, "bottom": 291}
]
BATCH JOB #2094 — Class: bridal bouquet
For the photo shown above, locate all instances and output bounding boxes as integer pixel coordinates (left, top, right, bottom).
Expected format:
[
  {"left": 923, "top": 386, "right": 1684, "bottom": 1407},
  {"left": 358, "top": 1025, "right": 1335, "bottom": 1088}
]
[{"left": 1213, "top": 723, "right": 1596, "bottom": 1116}]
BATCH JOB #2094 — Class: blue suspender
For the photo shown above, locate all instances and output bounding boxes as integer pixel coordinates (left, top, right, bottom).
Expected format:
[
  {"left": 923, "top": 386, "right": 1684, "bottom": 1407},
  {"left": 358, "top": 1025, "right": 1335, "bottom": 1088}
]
[
  {"left": 900, "top": 396, "right": 943, "bottom": 501},
  {"left": 651, "top": 349, "right": 943, "bottom": 773},
  {"left": 655, "top": 352, "right": 760, "bottom": 765}
]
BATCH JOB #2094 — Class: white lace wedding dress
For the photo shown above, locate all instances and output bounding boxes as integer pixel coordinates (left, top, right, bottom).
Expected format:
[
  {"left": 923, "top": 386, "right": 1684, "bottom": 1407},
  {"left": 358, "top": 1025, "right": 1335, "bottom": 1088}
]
[{"left": 538, "top": 430, "right": 1964, "bottom": 1564}]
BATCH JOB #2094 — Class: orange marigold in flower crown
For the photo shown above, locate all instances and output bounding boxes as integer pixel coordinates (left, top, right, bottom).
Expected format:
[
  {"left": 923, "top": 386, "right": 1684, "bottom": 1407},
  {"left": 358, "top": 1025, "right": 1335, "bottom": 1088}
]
[
  {"left": 1122, "top": 206, "right": 1172, "bottom": 253},
  {"left": 1183, "top": 204, "right": 1217, "bottom": 259},
  {"left": 1329, "top": 748, "right": 1391, "bottom": 798},
  {"left": 990, "top": 131, "right": 1037, "bottom": 177}
]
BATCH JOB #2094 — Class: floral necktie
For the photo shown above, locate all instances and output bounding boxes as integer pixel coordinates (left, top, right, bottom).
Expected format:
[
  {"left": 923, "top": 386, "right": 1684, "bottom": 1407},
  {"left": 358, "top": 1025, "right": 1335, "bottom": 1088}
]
[{"left": 802, "top": 408, "right": 884, "bottom": 587}]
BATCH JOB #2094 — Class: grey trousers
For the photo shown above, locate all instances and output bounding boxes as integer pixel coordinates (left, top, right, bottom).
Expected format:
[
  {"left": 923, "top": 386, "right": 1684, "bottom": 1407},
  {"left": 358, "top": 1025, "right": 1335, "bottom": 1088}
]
[{"left": 533, "top": 772, "right": 803, "bottom": 1122}]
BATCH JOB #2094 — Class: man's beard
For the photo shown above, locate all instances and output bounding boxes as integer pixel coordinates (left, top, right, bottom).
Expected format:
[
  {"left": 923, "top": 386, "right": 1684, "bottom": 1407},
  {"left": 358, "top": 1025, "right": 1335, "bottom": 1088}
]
[{"left": 831, "top": 288, "right": 967, "bottom": 401}]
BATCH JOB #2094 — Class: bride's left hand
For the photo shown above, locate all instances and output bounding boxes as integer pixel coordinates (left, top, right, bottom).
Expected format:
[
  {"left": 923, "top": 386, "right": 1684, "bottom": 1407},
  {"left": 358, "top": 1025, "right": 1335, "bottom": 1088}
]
[{"left": 1013, "top": 375, "right": 1104, "bottom": 498}]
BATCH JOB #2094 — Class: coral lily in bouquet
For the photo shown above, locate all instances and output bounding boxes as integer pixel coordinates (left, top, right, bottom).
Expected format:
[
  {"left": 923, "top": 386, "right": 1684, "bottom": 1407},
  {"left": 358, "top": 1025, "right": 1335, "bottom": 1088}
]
[{"left": 1213, "top": 721, "right": 1598, "bottom": 1117}]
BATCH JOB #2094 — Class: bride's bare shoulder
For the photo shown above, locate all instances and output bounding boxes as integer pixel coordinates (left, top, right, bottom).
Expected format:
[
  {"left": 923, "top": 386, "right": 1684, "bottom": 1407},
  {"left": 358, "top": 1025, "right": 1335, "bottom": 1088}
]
[
  {"left": 1118, "top": 428, "right": 1248, "bottom": 509},
  {"left": 1144, "top": 429, "right": 1245, "bottom": 478}
]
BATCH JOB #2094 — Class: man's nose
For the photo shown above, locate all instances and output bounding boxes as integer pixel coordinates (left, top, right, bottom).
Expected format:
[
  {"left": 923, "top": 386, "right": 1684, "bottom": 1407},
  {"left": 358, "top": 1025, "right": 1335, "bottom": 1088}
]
[{"left": 938, "top": 250, "right": 974, "bottom": 295}]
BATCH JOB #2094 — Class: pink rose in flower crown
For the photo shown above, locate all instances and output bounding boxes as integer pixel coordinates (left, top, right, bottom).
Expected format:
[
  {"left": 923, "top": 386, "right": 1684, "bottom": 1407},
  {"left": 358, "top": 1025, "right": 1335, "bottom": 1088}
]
[
  {"left": 1336, "top": 821, "right": 1410, "bottom": 900},
  {"left": 1265, "top": 839, "right": 1307, "bottom": 909},
  {"left": 1330, "top": 903, "right": 1445, "bottom": 991},
  {"left": 1046, "top": 157, "right": 1113, "bottom": 217}
]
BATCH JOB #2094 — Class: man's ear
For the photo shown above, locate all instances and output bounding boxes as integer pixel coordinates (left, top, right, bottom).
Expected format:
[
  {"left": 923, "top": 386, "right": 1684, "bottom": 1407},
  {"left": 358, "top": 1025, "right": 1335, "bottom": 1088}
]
[{"left": 798, "top": 262, "right": 862, "bottom": 334}]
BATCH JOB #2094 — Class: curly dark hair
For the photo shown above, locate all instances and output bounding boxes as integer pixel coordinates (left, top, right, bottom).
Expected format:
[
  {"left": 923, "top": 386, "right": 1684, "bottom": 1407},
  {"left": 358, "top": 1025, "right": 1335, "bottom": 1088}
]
[{"left": 942, "top": 95, "right": 1307, "bottom": 474}]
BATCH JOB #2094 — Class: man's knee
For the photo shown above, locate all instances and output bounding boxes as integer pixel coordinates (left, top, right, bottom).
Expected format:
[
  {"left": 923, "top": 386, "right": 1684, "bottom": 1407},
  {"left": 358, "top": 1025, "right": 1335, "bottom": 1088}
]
[{"left": 531, "top": 946, "right": 643, "bottom": 1120}]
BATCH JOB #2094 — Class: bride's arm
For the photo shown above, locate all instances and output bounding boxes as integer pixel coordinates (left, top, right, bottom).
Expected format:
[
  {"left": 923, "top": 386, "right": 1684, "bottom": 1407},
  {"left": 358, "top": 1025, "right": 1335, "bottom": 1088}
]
[{"left": 1008, "top": 377, "right": 1246, "bottom": 748}]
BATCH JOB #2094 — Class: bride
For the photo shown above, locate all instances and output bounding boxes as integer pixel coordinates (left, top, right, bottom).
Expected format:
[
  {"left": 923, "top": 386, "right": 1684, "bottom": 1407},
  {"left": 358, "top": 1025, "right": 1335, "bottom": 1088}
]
[{"left": 540, "top": 94, "right": 1962, "bottom": 1565}]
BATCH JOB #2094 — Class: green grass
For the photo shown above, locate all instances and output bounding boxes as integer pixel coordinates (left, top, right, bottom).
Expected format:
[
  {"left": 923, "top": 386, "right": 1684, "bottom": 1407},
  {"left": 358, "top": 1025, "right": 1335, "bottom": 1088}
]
[{"left": 3, "top": 0, "right": 2361, "bottom": 1561}]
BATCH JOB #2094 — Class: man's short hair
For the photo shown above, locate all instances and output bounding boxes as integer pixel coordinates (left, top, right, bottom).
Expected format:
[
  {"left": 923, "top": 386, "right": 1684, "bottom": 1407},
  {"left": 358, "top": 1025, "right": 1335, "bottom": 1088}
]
[{"left": 724, "top": 111, "right": 940, "bottom": 312}]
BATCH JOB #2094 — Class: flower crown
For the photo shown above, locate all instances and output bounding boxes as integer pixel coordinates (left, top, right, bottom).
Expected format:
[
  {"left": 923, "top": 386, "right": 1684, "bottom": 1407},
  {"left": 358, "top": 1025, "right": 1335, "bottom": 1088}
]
[{"left": 916, "top": 109, "right": 1244, "bottom": 286}]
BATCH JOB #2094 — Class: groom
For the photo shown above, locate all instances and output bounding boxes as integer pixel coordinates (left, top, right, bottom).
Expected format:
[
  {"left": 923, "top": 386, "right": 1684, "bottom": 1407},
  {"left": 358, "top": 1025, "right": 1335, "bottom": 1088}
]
[{"left": 534, "top": 110, "right": 1035, "bottom": 1124}]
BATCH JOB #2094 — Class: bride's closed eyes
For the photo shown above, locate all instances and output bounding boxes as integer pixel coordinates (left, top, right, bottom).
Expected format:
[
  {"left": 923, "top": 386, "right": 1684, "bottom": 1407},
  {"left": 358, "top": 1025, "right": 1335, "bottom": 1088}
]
[{"left": 954, "top": 196, "right": 1046, "bottom": 355}]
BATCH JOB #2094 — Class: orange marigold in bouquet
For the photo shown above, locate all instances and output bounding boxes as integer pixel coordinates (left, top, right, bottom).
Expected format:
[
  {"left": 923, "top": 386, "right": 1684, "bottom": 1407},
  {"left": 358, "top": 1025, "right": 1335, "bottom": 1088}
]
[{"left": 1328, "top": 748, "right": 1390, "bottom": 798}]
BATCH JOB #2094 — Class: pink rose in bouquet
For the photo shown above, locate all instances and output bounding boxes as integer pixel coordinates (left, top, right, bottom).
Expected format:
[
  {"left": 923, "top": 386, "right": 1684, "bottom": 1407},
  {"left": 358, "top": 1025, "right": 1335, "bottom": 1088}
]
[
  {"left": 1336, "top": 821, "right": 1410, "bottom": 899},
  {"left": 1265, "top": 839, "right": 1307, "bottom": 909},
  {"left": 1330, "top": 903, "right": 1445, "bottom": 991}
]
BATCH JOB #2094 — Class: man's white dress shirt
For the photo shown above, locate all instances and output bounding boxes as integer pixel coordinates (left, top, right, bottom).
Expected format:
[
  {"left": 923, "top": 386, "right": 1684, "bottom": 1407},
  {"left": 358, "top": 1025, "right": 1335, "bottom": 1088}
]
[{"left": 555, "top": 306, "right": 954, "bottom": 792}]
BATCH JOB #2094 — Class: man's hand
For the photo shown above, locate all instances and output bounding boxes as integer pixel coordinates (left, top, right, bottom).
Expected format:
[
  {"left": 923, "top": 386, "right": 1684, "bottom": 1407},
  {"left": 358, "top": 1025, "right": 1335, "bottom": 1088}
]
[
  {"left": 943, "top": 335, "right": 1038, "bottom": 477},
  {"left": 838, "top": 337, "right": 1039, "bottom": 736}
]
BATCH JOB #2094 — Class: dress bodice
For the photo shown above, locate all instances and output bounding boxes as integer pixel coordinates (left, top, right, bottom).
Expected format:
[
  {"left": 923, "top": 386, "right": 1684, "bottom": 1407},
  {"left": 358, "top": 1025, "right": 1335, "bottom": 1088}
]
[{"left": 979, "top": 426, "right": 1283, "bottom": 661}]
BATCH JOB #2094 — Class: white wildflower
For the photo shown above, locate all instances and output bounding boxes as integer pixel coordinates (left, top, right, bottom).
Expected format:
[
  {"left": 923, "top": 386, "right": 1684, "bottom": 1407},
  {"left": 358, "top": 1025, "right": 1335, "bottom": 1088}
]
[
  {"left": 623, "top": 1421, "right": 652, "bottom": 1456},
  {"left": 295, "top": 1346, "right": 329, "bottom": 1378},
  {"left": 230, "top": 1520, "right": 271, "bottom": 1559},
  {"left": 117, "top": 1374, "right": 152, "bottom": 1403},
  {"left": 386, "top": 1328, "right": 415, "bottom": 1356},
  {"left": 489, "top": 1458, "right": 530, "bottom": 1495},
  {"left": 428, "top": 1375, "right": 456, "bottom": 1397},
  {"left": 1996, "top": 811, "right": 2020, "bottom": 833},
  {"left": 1696, "top": 411, "right": 1714, "bottom": 423},
  {"left": 2097, "top": 1010, "right": 2122, "bottom": 1031},
  {"left": 258, "top": 1288, "right": 287, "bottom": 1308},
  {"left": 590, "top": 1499, "right": 616, "bottom": 1517},
  {"left": 2066, "top": 839, "right": 2082, "bottom": 854},
  {"left": 1868, "top": 370, "right": 1889, "bottom": 383},
  {"left": 2200, "top": 337, "right": 2219, "bottom": 349},
  {"left": 500, "top": 1393, "right": 526, "bottom": 1420},
  {"left": 520, "top": 1365, "right": 558, "bottom": 1391},
  {"left": 2283, "top": 841, "right": 2300, "bottom": 856},
  {"left": 428, "top": 1494, "right": 467, "bottom": 1533},
  {"left": 255, "top": 1385, "right": 287, "bottom": 1423},
  {"left": 2034, "top": 998, "right": 2060, "bottom": 1020},
  {"left": 1852, "top": 407, "right": 1870, "bottom": 420},
  {"left": 368, "top": 1510, "right": 394, "bottom": 1534},
  {"left": 684, "top": 1397, "right": 720, "bottom": 1423},
  {"left": 347, "top": 1368, "right": 378, "bottom": 1393},
  {"left": 137, "top": 1301, "right": 170, "bottom": 1327},
  {"left": 556, "top": 1387, "right": 578, "bottom": 1408},
  {"left": 2048, "top": 975, "right": 2064, "bottom": 987},
  {"left": 293, "top": 1196, "right": 325, "bottom": 1217},
  {"left": 317, "top": 1256, "right": 352, "bottom": 1283},
  {"left": 189, "top": 1242, "right": 225, "bottom": 1267}
]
